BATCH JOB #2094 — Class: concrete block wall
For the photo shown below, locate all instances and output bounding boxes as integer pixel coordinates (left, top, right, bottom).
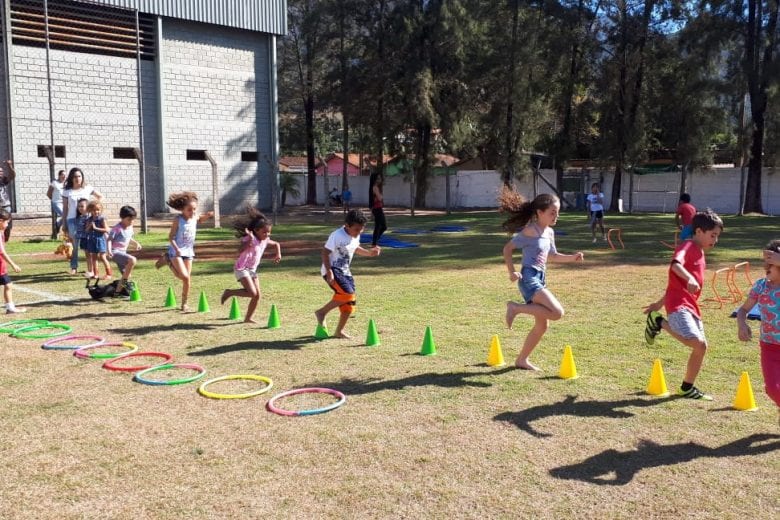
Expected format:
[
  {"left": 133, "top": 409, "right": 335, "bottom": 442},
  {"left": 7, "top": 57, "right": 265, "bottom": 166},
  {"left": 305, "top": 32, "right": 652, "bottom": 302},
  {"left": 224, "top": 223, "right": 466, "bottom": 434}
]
[
  {"left": 0, "top": 30, "right": 8, "bottom": 170},
  {"left": 8, "top": 44, "right": 156, "bottom": 219},
  {"left": 160, "top": 19, "right": 273, "bottom": 212}
]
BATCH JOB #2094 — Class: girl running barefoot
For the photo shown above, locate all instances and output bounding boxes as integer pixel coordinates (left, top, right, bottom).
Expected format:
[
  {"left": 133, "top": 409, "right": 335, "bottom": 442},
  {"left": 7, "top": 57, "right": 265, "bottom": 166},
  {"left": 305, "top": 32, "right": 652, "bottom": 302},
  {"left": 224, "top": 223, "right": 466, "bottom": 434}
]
[
  {"left": 220, "top": 208, "right": 281, "bottom": 324},
  {"left": 156, "top": 191, "right": 213, "bottom": 312},
  {"left": 501, "top": 190, "right": 584, "bottom": 370}
]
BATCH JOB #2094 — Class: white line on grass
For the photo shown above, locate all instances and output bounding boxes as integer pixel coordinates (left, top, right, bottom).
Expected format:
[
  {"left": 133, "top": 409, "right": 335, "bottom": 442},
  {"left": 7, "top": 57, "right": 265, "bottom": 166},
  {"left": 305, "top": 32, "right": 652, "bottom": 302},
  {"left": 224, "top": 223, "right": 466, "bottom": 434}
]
[{"left": 14, "top": 285, "right": 74, "bottom": 304}]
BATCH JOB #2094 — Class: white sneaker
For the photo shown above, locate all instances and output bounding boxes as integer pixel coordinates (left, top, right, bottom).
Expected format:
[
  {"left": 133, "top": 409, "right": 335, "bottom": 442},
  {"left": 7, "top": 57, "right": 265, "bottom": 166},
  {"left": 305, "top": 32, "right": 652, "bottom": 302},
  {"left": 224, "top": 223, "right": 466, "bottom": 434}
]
[
  {"left": 6, "top": 307, "right": 27, "bottom": 314},
  {"left": 83, "top": 271, "right": 94, "bottom": 279},
  {"left": 592, "top": 238, "right": 597, "bottom": 243}
]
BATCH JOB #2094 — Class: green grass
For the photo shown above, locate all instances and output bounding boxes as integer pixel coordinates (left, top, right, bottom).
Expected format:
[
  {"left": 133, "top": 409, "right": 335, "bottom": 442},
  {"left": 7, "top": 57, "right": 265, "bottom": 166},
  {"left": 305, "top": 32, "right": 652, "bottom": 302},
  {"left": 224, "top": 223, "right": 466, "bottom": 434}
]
[{"left": 0, "top": 210, "right": 778, "bottom": 519}]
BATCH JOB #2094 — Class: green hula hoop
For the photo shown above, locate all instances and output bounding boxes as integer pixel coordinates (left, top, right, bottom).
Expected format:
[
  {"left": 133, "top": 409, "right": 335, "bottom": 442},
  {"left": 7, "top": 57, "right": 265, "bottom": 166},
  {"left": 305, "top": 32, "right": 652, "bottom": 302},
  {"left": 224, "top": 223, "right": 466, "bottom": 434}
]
[
  {"left": 11, "top": 323, "right": 73, "bottom": 339},
  {"left": 133, "top": 363, "right": 207, "bottom": 386},
  {"left": 198, "top": 374, "right": 274, "bottom": 399},
  {"left": 0, "top": 319, "right": 51, "bottom": 334}
]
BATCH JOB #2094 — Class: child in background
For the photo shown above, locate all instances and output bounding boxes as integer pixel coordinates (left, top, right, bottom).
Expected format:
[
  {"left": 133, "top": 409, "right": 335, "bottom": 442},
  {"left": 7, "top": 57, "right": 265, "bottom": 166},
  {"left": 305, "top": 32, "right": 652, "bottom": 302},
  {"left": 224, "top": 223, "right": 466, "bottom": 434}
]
[
  {"left": 74, "top": 198, "right": 90, "bottom": 276},
  {"left": 675, "top": 193, "right": 696, "bottom": 240},
  {"left": 85, "top": 200, "right": 112, "bottom": 280},
  {"left": 220, "top": 208, "right": 281, "bottom": 324},
  {"left": 155, "top": 191, "right": 214, "bottom": 312},
  {"left": 502, "top": 190, "right": 584, "bottom": 371},
  {"left": 586, "top": 182, "right": 606, "bottom": 243},
  {"left": 108, "top": 205, "right": 142, "bottom": 293},
  {"left": 644, "top": 209, "right": 724, "bottom": 400},
  {"left": 315, "top": 209, "right": 380, "bottom": 338},
  {"left": 0, "top": 209, "right": 26, "bottom": 313},
  {"left": 737, "top": 239, "right": 780, "bottom": 424}
]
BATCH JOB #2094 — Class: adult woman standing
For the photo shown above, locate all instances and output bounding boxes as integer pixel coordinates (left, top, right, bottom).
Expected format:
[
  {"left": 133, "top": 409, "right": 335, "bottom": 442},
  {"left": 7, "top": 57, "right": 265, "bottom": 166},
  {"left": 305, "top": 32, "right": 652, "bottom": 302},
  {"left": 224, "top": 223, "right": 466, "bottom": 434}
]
[
  {"left": 62, "top": 167, "right": 102, "bottom": 274},
  {"left": 369, "top": 172, "right": 387, "bottom": 247}
]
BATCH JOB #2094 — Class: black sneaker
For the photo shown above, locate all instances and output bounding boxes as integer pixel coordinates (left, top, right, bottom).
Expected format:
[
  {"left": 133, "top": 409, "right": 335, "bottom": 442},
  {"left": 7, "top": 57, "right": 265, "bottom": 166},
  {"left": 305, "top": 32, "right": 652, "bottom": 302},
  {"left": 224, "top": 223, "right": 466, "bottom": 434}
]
[
  {"left": 677, "top": 386, "right": 713, "bottom": 401},
  {"left": 644, "top": 311, "right": 662, "bottom": 345}
]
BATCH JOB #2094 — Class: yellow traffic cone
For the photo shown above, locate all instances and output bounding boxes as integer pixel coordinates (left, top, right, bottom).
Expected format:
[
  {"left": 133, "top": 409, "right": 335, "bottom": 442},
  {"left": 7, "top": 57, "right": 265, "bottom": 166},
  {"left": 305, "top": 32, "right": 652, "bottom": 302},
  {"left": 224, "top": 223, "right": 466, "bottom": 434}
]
[
  {"left": 486, "top": 335, "right": 505, "bottom": 367},
  {"left": 558, "top": 344, "right": 578, "bottom": 380},
  {"left": 646, "top": 358, "right": 670, "bottom": 396},
  {"left": 733, "top": 371, "right": 758, "bottom": 411}
]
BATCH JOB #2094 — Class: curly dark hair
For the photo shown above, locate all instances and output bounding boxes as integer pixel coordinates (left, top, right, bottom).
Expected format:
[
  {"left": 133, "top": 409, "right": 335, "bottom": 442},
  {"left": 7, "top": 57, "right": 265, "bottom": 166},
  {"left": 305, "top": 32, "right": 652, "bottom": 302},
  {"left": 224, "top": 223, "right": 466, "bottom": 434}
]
[
  {"left": 499, "top": 187, "right": 559, "bottom": 232},
  {"left": 232, "top": 206, "right": 269, "bottom": 238},
  {"left": 766, "top": 239, "right": 780, "bottom": 254},
  {"left": 166, "top": 191, "right": 199, "bottom": 211}
]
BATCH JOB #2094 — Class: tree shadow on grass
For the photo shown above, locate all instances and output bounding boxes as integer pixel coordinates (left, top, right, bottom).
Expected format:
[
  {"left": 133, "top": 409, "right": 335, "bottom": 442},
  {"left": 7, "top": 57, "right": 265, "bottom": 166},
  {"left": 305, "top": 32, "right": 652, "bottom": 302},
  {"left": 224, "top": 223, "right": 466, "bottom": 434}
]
[
  {"left": 549, "top": 433, "right": 780, "bottom": 486},
  {"left": 494, "top": 394, "right": 676, "bottom": 438},
  {"left": 187, "top": 336, "right": 315, "bottom": 355},
  {"left": 108, "top": 322, "right": 224, "bottom": 336},
  {"left": 312, "top": 369, "right": 501, "bottom": 395}
]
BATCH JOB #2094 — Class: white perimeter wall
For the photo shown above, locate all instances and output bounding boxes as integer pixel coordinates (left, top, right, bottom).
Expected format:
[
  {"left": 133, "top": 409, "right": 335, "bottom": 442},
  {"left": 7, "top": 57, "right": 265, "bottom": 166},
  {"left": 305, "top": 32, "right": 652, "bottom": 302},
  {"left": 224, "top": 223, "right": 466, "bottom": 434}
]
[{"left": 283, "top": 168, "right": 779, "bottom": 215}]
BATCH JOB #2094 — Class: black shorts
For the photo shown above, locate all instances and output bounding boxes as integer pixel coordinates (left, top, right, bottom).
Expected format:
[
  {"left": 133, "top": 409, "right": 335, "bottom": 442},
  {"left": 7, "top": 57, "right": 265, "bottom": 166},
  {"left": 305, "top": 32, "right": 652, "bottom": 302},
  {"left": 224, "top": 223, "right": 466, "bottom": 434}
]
[
  {"left": 590, "top": 210, "right": 604, "bottom": 220},
  {"left": 0, "top": 274, "right": 11, "bottom": 285}
]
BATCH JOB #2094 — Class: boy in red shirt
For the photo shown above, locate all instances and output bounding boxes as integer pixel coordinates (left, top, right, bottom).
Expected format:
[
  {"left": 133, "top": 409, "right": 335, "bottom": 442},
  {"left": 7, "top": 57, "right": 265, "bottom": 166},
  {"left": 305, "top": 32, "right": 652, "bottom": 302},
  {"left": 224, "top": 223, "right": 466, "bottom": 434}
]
[
  {"left": 643, "top": 209, "right": 724, "bottom": 400},
  {"left": 675, "top": 193, "right": 696, "bottom": 240},
  {"left": 0, "top": 209, "right": 26, "bottom": 313}
]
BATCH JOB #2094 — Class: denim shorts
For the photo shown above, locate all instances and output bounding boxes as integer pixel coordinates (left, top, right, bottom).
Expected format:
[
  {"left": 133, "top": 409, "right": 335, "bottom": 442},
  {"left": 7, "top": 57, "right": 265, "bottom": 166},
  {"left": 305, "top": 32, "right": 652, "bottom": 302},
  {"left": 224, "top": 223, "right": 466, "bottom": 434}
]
[
  {"left": 519, "top": 266, "right": 546, "bottom": 303},
  {"left": 668, "top": 308, "right": 705, "bottom": 341}
]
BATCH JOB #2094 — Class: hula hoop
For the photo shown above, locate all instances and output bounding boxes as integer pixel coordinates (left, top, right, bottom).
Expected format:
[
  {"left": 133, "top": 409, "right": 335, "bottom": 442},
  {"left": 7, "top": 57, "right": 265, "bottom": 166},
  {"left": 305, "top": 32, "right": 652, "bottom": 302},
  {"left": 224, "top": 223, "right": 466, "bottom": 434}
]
[
  {"left": 73, "top": 341, "right": 139, "bottom": 360},
  {"left": 197, "top": 374, "right": 274, "bottom": 399},
  {"left": 102, "top": 352, "right": 174, "bottom": 372},
  {"left": 42, "top": 335, "right": 105, "bottom": 351},
  {"left": 133, "top": 363, "right": 207, "bottom": 386},
  {"left": 11, "top": 323, "right": 73, "bottom": 339},
  {"left": 266, "top": 387, "right": 346, "bottom": 416},
  {"left": 0, "top": 319, "right": 50, "bottom": 334}
]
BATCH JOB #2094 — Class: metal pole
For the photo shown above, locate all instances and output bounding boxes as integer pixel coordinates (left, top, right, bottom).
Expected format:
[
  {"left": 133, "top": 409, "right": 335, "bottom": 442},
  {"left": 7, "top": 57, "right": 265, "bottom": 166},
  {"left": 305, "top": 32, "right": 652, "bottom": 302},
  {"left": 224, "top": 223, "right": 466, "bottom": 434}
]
[
  {"left": 443, "top": 161, "right": 451, "bottom": 215},
  {"left": 134, "top": 10, "right": 148, "bottom": 233},
  {"left": 44, "top": 0, "right": 57, "bottom": 237},
  {"left": 267, "top": 34, "right": 280, "bottom": 224},
  {"left": 204, "top": 151, "right": 220, "bottom": 228},
  {"left": 2, "top": 0, "right": 15, "bottom": 167}
]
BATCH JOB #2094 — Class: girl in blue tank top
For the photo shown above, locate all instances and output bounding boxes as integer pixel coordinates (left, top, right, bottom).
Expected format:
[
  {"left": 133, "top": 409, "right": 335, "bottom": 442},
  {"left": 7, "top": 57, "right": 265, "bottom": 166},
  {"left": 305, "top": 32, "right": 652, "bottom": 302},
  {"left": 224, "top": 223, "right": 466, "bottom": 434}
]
[
  {"left": 155, "top": 191, "right": 214, "bottom": 312},
  {"left": 501, "top": 191, "right": 584, "bottom": 371}
]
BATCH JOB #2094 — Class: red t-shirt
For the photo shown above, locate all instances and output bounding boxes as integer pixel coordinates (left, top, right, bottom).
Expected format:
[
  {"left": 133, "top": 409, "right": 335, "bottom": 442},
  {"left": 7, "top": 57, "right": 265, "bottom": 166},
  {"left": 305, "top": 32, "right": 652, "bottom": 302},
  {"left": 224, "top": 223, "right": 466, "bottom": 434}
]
[
  {"left": 676, "top": 202, "right": 696, "bottom": 226},
  {"left": 665, "top": 240, "right": 705, "bottom": 318}
]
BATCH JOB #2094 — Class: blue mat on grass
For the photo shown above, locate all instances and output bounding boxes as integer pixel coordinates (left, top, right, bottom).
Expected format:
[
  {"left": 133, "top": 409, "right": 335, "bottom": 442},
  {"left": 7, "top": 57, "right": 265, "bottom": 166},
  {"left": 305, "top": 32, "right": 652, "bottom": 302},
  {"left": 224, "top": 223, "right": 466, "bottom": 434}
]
[
  {"left": 393, "top": 228, "right": 430, "bottom": 235},
  {"left": 360, "top": 234, "right": 419, "bottom": 248},
  {"left": 431, "top": 225, "right": 468, "bottom": 232},
  {"left": 730, "top": 303, "right": 761, "bottom": 320}
]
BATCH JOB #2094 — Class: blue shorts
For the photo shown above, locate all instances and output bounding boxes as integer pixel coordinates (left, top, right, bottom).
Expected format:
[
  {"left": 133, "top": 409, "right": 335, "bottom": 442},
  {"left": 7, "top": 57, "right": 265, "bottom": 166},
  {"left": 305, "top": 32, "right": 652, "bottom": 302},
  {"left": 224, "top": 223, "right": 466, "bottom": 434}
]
[
  {"left": 680, "top": 225, "right": 693, "bottom": 240},
  {"left": 519, "top": 266, "right": 546, "bottom": 303},
  {"left": 0, "top": 274, "right": 11, "bottom": 285}
]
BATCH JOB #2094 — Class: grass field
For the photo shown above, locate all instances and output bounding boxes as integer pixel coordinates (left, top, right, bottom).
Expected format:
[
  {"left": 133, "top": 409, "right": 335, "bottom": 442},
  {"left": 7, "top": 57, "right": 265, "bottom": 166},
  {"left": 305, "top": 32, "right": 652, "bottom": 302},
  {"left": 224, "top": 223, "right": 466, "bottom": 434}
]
[{"left": 1, "top": 209, "right": 778, "bottom": 519}]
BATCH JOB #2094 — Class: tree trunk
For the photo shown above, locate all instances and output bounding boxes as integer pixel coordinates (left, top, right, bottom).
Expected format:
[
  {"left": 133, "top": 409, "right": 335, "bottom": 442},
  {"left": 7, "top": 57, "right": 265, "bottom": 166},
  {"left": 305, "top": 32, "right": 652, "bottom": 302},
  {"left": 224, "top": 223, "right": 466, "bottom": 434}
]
[
  {"left": 744, "top": 111, "right": 765, "bottom": 213},
  {"left": 503, "top": 0, "right": 519, "bottom": 187},
  {"left": 414, "top": 124, "right": 432, "bottom": 207},
  {"left": 305, "top": 93, "right": 317, "bottom": 205}
]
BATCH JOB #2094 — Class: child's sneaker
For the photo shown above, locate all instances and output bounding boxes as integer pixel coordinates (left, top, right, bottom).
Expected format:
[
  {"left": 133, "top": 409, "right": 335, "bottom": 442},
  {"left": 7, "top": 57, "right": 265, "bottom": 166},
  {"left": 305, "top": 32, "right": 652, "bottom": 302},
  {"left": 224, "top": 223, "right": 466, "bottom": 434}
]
[
  {"left": 644, "top": 311, "right": 663, "bottom": 345},
  {"left": 677, "top": 386, "right": 713, "bottom": 401},
  {"left": 6, "top": 307, "right": 27, "bottom": 314}
]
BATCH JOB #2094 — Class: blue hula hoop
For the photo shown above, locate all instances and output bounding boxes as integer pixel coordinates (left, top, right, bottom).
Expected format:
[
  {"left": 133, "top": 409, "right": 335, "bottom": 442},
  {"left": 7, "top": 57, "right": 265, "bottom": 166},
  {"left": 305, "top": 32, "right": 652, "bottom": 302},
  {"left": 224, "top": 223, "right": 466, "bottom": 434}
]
[{"left": 266, "top": 387, "right": 346, "bottom": 416}]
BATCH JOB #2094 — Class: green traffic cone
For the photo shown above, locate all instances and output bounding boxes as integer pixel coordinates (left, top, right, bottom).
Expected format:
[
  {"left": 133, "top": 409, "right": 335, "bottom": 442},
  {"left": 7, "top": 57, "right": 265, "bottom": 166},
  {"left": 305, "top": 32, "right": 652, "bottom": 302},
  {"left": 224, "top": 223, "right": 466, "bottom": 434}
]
[
  {"left": 314, "top": 323, "right": 330, "bottom": 340},
  {"left": 164, "top": 286, "right": 177, "bottom": 308},
  {"left": 420, "top": 326, "right": 436, "bottom": 356},
  {"left": 267, "top": 304, "right": 281, "bottom": 329},
  {"left": 198, "top": 290, "right": 210, "bottom": 313},
  {"left": 129, "top": 283, "right": 141, "bottom": 302},
  {"left": 228, "top": 296, "right": 242, "bottom": 320},
  {"left": 365, "top": 319, "right": 380, "bottom": 347}
]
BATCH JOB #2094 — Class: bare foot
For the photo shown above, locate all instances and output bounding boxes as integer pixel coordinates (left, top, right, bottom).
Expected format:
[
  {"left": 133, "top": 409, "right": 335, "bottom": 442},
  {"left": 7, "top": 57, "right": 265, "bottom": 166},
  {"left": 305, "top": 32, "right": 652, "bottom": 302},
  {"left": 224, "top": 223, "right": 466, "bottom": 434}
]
[
  {"left": 505, "top": 301, "right": 520, "bottom": 329},
  {"left": 220, "top": 290, "right": 229, "bottom": 305},
  {"left": 314, "top": 310, "right": 327, "bottom": 327},
  {"left": 333, "top": 331, "right": 352, "bottom": 339},
  {"left": 155, "top": 253, "right": 167, "bottom": 269},
  {"left": 244, "top": 318, "right": 258, "bottom": 324},
  {"left": 181, "top": 304, "right": 190, "bottom": 313},
  {"left": 514, "top": 360, "right": 542, "bottom": 371}
]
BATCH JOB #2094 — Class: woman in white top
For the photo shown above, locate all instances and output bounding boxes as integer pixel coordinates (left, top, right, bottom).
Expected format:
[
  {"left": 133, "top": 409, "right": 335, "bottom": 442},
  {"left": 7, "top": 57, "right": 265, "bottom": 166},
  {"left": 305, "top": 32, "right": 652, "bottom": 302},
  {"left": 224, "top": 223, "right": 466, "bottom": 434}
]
[
  {"left": 46, "top": 169, "right": 67, "bottom": 235},
  {"left": 62, "top": 167, "right": 102, "bottom": 274},
  {"left": 586, "top": 182, "right": 605, "bottom": 243}
]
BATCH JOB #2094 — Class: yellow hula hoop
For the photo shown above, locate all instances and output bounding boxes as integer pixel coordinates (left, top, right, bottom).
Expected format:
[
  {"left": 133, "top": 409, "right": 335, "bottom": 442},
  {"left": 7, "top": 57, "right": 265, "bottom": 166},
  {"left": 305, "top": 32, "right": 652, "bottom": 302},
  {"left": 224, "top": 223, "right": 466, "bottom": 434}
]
[{"left": 197, "top": 374, "right": 273, "bottom": 400}]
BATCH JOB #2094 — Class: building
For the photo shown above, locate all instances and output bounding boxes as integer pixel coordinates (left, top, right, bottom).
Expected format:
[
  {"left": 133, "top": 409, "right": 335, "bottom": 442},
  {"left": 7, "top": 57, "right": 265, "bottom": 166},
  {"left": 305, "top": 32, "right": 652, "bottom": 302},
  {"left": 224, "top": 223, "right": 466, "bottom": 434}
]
[{"left": 0, "top": 0, "right": 286, "bottom": 225}]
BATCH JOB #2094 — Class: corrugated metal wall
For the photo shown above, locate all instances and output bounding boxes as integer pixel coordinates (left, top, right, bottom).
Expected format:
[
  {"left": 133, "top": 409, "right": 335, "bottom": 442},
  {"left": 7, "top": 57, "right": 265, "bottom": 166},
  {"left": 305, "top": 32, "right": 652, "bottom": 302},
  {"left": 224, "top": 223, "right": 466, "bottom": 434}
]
[{"left": 81, "top": 0, "right": 287, "bottom": 35}]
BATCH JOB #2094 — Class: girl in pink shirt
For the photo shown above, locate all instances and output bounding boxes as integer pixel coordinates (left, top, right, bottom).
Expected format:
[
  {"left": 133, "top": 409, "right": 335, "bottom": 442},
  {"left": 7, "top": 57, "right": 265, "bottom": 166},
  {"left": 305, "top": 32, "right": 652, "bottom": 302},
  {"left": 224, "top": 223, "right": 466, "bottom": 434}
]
[{"left": 220, "top": 208, "right": 281, "bottom": 324}]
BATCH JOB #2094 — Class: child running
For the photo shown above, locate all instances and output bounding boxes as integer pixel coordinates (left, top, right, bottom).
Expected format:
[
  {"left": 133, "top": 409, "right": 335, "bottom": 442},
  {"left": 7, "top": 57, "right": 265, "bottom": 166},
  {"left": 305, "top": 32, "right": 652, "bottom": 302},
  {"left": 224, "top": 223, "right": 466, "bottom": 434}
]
[
  {"left": 315, "top": 209, "right": 380, "bottom": 338},
  {"left": 736, "top": 240, "right": 780, "bottom": 424},
  {"left": 586, "top": 182, "right": 606, "bottom": 243},
  {"left": 502, "top": 191, "right": 584, "bottom": 371},
  {"left": 85, "top": 200, "right": 112, "bottom": 280},
  {"left": 220, "top": 207, "right": 281, "bottom": 324},
  {"left": 644, "top": 209, "right": 723, "bottom": 400},
  {"left": 155, "top": 191, "right": 214, "bottom": 312},
  {"left": 675, "top": 193, "right": 696, "bottom": 240},
  {"left": 0, "top": 210, "right": 26, "bottom": 313},
  {"left": 107, "top": 205, "right": 142, "bottom": 294}
]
